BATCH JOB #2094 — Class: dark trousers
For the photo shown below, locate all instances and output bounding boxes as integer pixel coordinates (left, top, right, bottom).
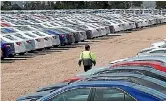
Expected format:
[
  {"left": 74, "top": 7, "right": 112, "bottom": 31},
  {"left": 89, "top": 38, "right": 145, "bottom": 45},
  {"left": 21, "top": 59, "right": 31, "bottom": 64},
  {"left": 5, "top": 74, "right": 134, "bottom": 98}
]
[{"left": 84, "top": 65, "right": 92, "bottom": 72}]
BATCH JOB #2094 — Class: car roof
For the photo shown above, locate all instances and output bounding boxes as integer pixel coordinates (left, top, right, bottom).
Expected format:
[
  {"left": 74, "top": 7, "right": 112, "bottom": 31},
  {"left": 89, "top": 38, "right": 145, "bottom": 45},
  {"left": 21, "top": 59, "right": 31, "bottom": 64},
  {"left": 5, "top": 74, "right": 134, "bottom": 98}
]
[
  {"left": 84, "top": 73, "right": 166, "bottom": 92},
  {"left": 127, "top": 56, "right": 166, "bottom": 63},
  {"left": 112, "top": 60, "right": 163, "bottom": 66},
  {"left": 150, "top": 48, "right": 166, "bottom": 51},
  {"left": 98, "top": 66, "right": 166, "bottom": 80}
]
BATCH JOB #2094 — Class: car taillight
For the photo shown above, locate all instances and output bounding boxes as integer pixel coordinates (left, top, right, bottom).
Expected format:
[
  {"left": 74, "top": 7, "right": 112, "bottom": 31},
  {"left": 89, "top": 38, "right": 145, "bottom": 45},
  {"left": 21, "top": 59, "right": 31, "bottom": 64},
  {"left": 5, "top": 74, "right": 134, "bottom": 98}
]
[
  {"left": 62, "top": 77, "right": 81, "bottom": 83},
  {"left": 44, "top": 37, "right": 49, "bottom": 40},
  {"left": 35, "top": 39, "right": 40, "bottom": 42},
  {"left": 26, "top": 40, "right": 31, "bottom": 43},
  {"left": 52, "top": 36, "right": 56, "bottom": 39},
  {"left": 67, "top": 34, "right": 70, "bottom": 37},
  {"left": 4, "top": 44, "right": 10, "bottom": 48},
  {"left": 96, "top": 29, "right": 100, "bottom": 31},
  {"left": 16, "top": 42, "right": 21, "bottom": 45},
  {"left": 60, "top": 34, "right": 64, "bottom": 38}
]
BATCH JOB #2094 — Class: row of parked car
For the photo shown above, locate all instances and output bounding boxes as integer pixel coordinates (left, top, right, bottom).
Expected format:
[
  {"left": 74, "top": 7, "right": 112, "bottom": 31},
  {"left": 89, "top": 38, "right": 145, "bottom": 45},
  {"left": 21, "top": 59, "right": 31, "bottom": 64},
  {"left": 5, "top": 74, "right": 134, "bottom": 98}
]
[
  {"left": 17, "top": 39, "right": 166, "bottom": 101},
  {"left": 1, "top": 11, "right": 166, "bottom": 59}
]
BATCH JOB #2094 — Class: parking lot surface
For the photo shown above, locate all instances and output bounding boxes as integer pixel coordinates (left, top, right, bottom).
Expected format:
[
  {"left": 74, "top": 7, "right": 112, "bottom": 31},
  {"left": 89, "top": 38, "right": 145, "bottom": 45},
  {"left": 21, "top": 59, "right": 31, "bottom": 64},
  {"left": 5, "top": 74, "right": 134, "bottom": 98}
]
[{"left": 2, "top": 25, "right": 166, "bottom": 101}]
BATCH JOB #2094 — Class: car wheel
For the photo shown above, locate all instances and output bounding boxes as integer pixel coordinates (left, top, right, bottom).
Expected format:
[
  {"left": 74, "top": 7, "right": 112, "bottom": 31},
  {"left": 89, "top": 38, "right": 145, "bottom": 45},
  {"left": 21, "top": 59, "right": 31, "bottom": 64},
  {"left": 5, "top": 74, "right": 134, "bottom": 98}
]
[
  {"left": 1, "top": 56, "right": 4, "bottom": 60},
  {"left": 36, "top": 49, "right": 43, "bottom": 51},
  {"left": 19, "top": 53, "right": 25, "bottom": 55},
  {"left": 8, "top": 54, "right": 14, "bottom": 58}
]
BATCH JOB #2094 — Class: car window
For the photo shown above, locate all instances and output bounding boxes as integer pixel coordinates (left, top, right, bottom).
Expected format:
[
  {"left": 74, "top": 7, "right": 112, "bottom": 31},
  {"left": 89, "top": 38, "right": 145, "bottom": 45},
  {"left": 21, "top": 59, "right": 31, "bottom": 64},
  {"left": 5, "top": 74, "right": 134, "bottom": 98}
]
[
  {"left": 160, "top": 44, "right": 166, "bottom": 48},
  {"left": 32, "top": 32, "right": 45, "bottom": 36},
  {"left": 3, "top": 35, "right": 17, "bottom": 41},
  {"left": 15, "top": 34, "right": 28, "bottom": 39},
  {"left": 15, "top": 26, "right": 33, "bottom": 31},
  {"left": 150, "top": 50, "right": 165, "bottom": 53},
  {"left": 94, "top": 88, "right": 136, "bottom": 101},
  {"left": 50, "top": 88, "right": 91, "bottom": 101},
  {"left": 25, "top": 33, "right": 36, "bottom": 38}
]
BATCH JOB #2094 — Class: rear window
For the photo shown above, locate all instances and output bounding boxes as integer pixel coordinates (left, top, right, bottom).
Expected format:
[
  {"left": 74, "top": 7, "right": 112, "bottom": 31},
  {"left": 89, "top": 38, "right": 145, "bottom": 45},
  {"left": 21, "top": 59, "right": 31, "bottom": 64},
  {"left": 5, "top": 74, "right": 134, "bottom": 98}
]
[
  {"left": 32, "top": 32, "right": 45, "bottom": 36},
  {"left": 30, "top": 24, "right": 44, "bottom": 29},
  {"left": 3, "top": 35, "right": 17, "bottom": 41},
  {"left": 87, "top": 76, "right": 166, "bottom": 93},
  {"left": 15, "top": 34, "right": 28, "bottom": 39},
  {"left": 15, "top": 26, "right": 33, "bottom": 31},
  {"left": 25, "top": 33, "right": 36, "bottom": 38}
]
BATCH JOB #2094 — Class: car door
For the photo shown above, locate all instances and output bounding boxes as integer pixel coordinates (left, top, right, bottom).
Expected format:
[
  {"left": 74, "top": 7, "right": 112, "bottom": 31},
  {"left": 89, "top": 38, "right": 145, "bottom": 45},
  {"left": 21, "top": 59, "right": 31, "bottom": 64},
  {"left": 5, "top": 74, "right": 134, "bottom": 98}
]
[
  {"left": 91, "top": 87, "right": 136, "bottom": 101},
  {"left": 47, "top": 87, "right": 93, "bottom": 101}
]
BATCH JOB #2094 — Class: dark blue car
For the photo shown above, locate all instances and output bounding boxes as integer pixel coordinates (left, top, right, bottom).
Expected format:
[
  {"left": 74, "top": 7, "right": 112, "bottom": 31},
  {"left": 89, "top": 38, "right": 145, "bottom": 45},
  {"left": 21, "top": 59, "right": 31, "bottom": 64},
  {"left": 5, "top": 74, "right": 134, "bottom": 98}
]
[
  {"left": 1, "top": 41, "right": 15, "bottom": 59},
  {"left": 17, "top": 80, "right": 166, "bottom": 101},
  {"left": 38, "top": 80, "right": 166, "bottom": 101},
  {"left": 43, "top": 29, "right": 68, "bottom": 45}
]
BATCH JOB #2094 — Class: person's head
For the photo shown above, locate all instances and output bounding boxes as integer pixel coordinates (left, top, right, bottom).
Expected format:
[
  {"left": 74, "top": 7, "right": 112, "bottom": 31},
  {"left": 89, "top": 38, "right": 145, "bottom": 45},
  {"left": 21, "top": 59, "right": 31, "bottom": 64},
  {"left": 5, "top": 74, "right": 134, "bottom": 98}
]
[{"left": 85, "top": 44, "right": 90, "bottom": 51}]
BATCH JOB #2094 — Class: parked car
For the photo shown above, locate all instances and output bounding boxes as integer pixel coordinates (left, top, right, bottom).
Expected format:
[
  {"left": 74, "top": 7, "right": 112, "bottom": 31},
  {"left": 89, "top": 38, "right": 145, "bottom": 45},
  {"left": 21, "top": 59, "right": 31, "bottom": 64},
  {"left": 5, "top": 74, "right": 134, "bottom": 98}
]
[
  {"left": 43, "top": 28, "right": 68, "bottom": 45},
  {"left": 137, "top": 48, "right": 166, "bottom": 56},
  {"left": 110, "top": 61, "right": 166, "bottom": 72},
  {"left": 1, "top": 41, "right": 15, "bottom": 59},
  {"left": 21, "top": 80, "right": 166, "bottom": 101},
  {"left": 36, "top": 65, "right": 166, "bottom": 93}
]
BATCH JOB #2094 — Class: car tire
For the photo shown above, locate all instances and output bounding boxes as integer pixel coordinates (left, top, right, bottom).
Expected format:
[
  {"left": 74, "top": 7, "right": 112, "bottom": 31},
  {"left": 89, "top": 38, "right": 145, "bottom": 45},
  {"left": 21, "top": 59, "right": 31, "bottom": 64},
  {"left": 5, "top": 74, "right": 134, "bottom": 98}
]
[
  {"left": 19, "top": 53, "right": 25, "bottom": 55},
  {"left": 8, "top": 54, "right": 14, "bottom": 58}
]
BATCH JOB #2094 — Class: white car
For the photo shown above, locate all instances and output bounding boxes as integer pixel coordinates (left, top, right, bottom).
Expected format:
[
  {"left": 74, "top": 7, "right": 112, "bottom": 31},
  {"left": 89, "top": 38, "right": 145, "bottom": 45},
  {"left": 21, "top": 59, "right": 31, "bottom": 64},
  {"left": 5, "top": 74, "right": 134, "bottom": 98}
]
[
  {"left": 33, "top": 31, "right": 60, "bottom": 47},
  {"left": 137, "top": 48, "right": 166, "bottom": 56},
  {"left": 27, "top": 32, "right": 53, "bottom": 48},
  {"left": 100, "top": 20, "right": 123, "bottom": 33},
  {"left": 13, "top": 26, "right": 54, "bottom": 48},
  {"left": 21, "top": 32, "right": 45, "bottom": 50},
  {"left": 8, "top": 33, "right": 36, "bottom": 52},
  {"left": 78, "top": 24, "right": 100, "bottom": 39},
  {"left": 150, "top": 41, "right": 166, "bottom": 48}
]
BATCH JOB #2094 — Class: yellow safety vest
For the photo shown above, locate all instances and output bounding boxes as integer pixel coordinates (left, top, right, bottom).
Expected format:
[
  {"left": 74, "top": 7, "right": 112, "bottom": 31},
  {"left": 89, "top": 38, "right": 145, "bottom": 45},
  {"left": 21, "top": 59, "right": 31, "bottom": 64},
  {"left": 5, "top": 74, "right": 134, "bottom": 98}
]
[{"left": 79, "top": 51, "right": 96, "bottom": 61}]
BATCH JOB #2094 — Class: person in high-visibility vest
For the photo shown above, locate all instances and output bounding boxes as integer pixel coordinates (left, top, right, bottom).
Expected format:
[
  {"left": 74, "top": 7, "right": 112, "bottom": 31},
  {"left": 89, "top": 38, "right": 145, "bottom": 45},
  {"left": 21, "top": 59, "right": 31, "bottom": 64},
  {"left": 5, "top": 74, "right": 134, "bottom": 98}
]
[{"left": 78, "top": 44, "right": 96, "bottom": 72}]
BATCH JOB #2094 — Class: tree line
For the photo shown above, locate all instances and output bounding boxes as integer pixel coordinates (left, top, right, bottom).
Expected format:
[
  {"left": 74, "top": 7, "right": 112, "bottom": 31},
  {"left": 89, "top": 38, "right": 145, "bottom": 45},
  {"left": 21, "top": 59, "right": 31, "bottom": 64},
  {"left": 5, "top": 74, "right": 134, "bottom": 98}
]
[{"left": 1, "top": 1, "right": 166, "bottom": 10}]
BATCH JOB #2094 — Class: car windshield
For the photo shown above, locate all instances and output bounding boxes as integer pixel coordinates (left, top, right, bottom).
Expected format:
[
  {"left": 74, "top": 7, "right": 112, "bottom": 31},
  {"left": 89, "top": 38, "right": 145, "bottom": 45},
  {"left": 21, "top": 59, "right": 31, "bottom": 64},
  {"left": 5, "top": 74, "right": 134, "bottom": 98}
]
[
  {"left": 53, "top": 29, "right": 65, "bottom": 33},
  {"left": 59, "top": 28, "right": 71, "bottom": 32}
]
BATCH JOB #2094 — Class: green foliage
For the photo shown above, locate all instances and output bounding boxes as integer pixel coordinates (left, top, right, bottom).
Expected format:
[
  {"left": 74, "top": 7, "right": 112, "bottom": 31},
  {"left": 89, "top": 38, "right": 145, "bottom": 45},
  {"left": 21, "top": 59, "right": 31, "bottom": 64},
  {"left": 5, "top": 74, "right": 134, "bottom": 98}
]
[
  {"left": 156, "top": 1, "right": 166, "bottom": 9},
  {"left": 1, "top": 1, "right": 143, "bottom": 10},
  {"left": 1, "top": 1, "right": 12, "bottom": 10}
]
